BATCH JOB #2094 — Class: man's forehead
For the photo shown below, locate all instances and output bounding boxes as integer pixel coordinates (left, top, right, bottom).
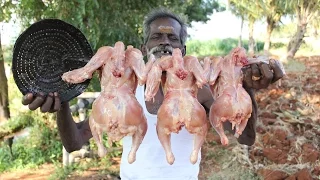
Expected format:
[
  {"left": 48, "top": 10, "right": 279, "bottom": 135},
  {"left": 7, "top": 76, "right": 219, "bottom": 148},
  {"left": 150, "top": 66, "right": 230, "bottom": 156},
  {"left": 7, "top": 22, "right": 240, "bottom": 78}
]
[
  {"left": 158, "top": 26, "right": 174, "bottom": 33},
  {"left": 150, "top": 17, "right": 181, "bottom": 34}
]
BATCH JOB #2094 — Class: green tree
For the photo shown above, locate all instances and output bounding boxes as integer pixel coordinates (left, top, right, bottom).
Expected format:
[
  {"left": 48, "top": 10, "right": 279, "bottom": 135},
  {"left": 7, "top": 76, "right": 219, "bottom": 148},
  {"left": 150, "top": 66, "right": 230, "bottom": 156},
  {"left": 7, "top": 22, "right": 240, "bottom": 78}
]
[
  {"left": 259, "top": 0, "right": 288, "bottom": 54},
  {"left": 15, "top": 0, "right": 223, "bottom": 51},
  {"left": 285, "top": 0, "right": 320, "bottom": 59},
  {"left": 309, "top": 10, "right": 320, "bottom": 38},
  {"left": 0, "top": 0, "right": 14, "bottom": 123},
  {"left": 228, "top": 0, "right": 246, "bottom": 47},
  {"left": 229, "top": 0, "right": 263, "bottom": 56}
]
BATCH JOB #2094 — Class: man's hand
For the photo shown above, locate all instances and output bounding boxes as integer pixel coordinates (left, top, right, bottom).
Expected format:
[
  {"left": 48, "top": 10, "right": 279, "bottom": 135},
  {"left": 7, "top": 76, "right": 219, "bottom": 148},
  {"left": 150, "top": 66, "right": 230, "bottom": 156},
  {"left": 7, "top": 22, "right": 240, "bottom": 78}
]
[
  {"left": 22, "top": 92, "right": 61, "bottom": 113},
  {"left": 242, "top": 59, "right": 284, "bottom": 89}
]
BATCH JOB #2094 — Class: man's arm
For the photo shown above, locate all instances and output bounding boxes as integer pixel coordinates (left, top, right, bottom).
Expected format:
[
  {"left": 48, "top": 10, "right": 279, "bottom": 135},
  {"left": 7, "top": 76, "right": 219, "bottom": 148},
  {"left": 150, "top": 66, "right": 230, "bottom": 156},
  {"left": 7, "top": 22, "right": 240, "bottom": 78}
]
[
  {"left": 22, "top": 93, "right": 92, "bottom": 152},
  {"left": 57, "top": 102, "right": 92, "bottom": 152},
  {"left": 233, "top": 60, "right": 284, "bottom": 144},
  {"left": 235, "top": 60, "right": 284, "bottom": 145},
  {"left": 197, "top": 85, "right": 258, "bottom": 146},
  {"left": 223, "top": 88, "right": 258, "bottom": 146}
]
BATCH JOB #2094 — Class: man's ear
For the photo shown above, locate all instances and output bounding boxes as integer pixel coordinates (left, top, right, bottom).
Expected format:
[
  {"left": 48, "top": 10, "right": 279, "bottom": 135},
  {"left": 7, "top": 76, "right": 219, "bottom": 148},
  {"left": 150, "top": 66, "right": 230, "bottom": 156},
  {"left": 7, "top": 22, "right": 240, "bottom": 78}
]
[
  {"left": 140, "top": 44, "right": 147, "bottom": 56},
  {"left": 181, "top": 45, "right": 186, "bottom": 56}
]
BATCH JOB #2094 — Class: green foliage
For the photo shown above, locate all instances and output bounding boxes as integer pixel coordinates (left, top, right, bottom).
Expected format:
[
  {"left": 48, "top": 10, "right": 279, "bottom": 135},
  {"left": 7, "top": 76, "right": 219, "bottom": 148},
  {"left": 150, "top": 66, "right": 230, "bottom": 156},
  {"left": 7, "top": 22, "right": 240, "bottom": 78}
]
[
  {"left": 7, "top": 72, "right": 27, "bottom": 117},
  {"left": 205, "top": 147, "right": 229, "bottom": 161},
  {"left": 284, "top": 0, "right": 320, "bottom": 17},
  {"left": 0, "top": 0, "right": 14, "bottom": 22},
  {"left": 283, "top": 59, "right": 306, "bottom": 72},
  {"left": 229, "top": 0, "right": 264, "bottom": 20},
  {"left": 186, "top": 38, "right": 264, "bottom": 57},
  {"left": 85, "top": 73, "right": 101, "bottom": 92},
  {"left": 0, "top": 115, "right": 62, "bottom": 173},
  {"left": 229, "top": 0, "right": 291, "bottom": 22},
  {"left": 14, "top": 0, "right": 223, "bottom": 50},
  {"left": 272, "top": 23, "right": 296, "bottom": 38},
  {"left": 2, "top": 44, "right": 13, "bottom": 62},
  {"left": 14, "top": 0, "right": 46, "bottom": 26},
  {"left": 185, "top": 0, "right": 226, "bottom": 22},
  {"left": 48, "top": 154, "right": 120, "bottom": 180},
  {"left": 48, "top": 163, "right": 78, "bottom": 180},
  {"left": 0, "top": 113, "right": 34, "bottom": 140},
  {"left": 88, "top": 133, "right": 123, "bottom": 158},
  {"left": 299, "top": 40, "right": 314, "bottom": 51},
  {"left": 270, "top": 42, "right": 286, "bottom": 49},
  {"left": 208, "top": 168, "right": 260, "bottom": 180}
]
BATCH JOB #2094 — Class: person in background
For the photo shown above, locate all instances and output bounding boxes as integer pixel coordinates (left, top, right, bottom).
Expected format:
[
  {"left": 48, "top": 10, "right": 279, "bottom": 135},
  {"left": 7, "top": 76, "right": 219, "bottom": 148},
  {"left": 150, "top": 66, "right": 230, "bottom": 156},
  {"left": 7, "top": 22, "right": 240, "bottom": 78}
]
[{"left": 22, "top": 8, "right": 284, "bottom": 180}]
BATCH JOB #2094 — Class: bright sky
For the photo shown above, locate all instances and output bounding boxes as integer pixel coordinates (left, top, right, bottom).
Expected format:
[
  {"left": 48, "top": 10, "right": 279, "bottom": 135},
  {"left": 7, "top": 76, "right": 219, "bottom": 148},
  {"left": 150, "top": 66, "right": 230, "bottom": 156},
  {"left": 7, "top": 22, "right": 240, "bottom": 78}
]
[
  {"left": 188, "top": 10, "right": 267, "bottom": 41},
  {"left": 1, "top": 20, "right": 21, "bottom": 45}
]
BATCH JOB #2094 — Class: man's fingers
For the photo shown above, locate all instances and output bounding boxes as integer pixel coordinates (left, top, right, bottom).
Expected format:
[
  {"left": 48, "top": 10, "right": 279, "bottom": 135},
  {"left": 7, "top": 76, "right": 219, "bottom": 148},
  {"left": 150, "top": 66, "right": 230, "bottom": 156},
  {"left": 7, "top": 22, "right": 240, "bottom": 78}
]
[
  {"left": 258, "top": 63, "right": 273, "bottom": 88},
  {"left": 23, "top": 92, "right": 61, "bottom": 113},
  {"left": 270, "top": 59, "right": 284, "bottom": 83},
  {"left": 22, "top": 93, "right": 34, "bottom": 105},
  {"left": 28, "top": 93, "right": 45, "bottom": 110},
  {"left": 53, "top": 92, "right": 61, "bottom": 111},
  {"left": 242, "top": 66, "right": 252, "bottom": 88},
  {"left": 251, "top": 64, "right": 261, "bottom": 89},
  {"left": 40, "top": 93, "right": 54, "bottom": 113},
  {"left": 242, "top": 59, "right": 284, "bottom": 89},
  {"left": 251, "top": 64, "right": 261, "bottom": 79}
]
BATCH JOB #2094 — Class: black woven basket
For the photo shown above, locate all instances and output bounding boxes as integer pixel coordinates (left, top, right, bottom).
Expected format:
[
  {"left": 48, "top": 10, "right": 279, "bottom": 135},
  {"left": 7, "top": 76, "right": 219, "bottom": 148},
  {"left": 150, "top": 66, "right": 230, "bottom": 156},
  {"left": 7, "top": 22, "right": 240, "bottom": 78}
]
[{"left": 12, "top": 19, "right": 93, "bottom": 103}]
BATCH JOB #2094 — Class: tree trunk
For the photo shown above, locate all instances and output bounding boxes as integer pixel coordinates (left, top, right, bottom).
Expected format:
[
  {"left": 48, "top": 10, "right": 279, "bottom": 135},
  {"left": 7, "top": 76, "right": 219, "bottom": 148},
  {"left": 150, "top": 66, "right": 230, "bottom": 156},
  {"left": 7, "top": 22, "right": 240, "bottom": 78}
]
[
  {"left": 0, "top": 31, "right": 10, "bottom": 123},
  {"left": 286, "top": 23, "right": 307, "bottom": 59},
  {"left": 312, "top": 27, "right": 318, "bottom": 39},
  {"left": 248, "top": 19, "right": 255, "bottom": 56},
  {"left": 238, "top": 16, "right": 244, "bottom": 47},
  {"left": 264, "top": 16, "right": 275, "bottom": 54}
]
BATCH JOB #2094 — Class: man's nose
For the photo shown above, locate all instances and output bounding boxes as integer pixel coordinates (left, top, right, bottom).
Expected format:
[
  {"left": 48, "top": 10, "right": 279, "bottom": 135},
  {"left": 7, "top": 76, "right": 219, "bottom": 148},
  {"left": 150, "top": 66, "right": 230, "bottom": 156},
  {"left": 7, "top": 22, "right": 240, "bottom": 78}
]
[{"left": 160, "top": 35, "right": 171, "bottom": 45}]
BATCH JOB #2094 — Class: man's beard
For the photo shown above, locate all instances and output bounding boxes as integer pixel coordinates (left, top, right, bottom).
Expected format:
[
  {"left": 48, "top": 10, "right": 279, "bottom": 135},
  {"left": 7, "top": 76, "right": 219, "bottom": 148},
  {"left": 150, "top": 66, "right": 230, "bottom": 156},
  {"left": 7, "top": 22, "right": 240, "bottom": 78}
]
[{"left": 147, "top": 45, "right": 173, "bottom": 59}]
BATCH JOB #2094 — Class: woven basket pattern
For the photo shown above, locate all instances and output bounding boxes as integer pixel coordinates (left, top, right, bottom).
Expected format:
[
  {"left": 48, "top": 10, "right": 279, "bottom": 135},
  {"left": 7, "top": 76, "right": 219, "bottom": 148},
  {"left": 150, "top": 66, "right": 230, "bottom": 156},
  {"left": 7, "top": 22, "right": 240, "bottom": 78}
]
[{"left": 12, "top": 19, "right": 93, "bottom": 102}]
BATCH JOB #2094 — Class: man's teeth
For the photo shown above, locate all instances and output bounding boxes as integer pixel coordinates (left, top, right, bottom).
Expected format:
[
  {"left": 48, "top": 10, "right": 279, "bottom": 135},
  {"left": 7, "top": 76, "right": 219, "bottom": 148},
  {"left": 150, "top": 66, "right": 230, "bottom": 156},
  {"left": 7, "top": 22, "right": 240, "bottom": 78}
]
[{"left": 160, "top": 51, "right": 170, "bottom": 54}]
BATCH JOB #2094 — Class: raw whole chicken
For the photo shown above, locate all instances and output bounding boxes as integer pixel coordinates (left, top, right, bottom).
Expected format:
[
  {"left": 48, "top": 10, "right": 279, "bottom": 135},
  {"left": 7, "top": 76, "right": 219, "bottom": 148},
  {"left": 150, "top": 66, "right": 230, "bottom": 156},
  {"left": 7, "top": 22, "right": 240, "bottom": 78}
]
[
  {"left": 208, "top": 47, "right": 254, "bottom": 146},
  {"left": 207, "top": 48, "right": 285, "bottom": 146},
  {"left": 145, "top": 48, "right": 211, "bottom": 165},
  {"left": 62, "top": 41, "right": 155, "bottom": 164}
]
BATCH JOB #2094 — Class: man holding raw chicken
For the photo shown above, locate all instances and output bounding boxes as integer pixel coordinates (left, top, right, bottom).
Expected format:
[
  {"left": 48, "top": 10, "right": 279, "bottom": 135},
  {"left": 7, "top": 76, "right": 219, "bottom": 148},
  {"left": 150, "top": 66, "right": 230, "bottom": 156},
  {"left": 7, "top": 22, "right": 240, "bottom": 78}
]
[{"left": 22, "top": 8, "right": 284, "bottom": 180}]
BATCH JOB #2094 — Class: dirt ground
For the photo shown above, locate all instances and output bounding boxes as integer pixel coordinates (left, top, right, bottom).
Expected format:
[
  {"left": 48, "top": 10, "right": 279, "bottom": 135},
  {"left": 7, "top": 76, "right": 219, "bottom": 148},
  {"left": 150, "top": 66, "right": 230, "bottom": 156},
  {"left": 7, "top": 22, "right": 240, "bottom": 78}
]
[
  {"left": 1, "top": 55, "right": 319, "bottom": 180},
  {"left": 199, "top": 55, "right": 320, "bottom": 180}
]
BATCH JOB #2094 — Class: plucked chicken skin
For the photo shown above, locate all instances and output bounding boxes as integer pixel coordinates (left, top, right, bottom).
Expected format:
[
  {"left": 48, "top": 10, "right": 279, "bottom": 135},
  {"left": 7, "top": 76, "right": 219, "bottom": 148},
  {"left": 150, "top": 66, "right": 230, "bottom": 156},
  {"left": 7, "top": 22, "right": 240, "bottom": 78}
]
[
  {"left": 145, "top": 48, "right": 211, "bottom": 165},
  {"left": 62, "top": 41, "right": 155, "bottom": 164},
  {"left": 208, "top": 47, "right": 252, "bottom": 146}
]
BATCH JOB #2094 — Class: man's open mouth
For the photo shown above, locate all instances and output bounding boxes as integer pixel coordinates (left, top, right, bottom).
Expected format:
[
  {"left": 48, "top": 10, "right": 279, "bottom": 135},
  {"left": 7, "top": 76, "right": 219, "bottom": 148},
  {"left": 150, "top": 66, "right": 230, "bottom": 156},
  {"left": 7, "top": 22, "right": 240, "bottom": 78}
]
[
  {"left": 148, "top": 45, "right": 174, "bottom": 59},
  {"left": 154, "top": 50, "right": 172, "bottom": 57}
]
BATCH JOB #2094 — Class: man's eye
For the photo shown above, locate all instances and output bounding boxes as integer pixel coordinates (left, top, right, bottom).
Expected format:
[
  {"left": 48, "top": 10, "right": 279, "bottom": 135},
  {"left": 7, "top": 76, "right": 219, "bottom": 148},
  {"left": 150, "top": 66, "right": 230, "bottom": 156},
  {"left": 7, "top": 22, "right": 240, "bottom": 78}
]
[
  {"left": 150, "top": 35, "right": 160, "bottom": 39},
  {"left": 169, "top": 36, "right": 179, "bottom": 41}
]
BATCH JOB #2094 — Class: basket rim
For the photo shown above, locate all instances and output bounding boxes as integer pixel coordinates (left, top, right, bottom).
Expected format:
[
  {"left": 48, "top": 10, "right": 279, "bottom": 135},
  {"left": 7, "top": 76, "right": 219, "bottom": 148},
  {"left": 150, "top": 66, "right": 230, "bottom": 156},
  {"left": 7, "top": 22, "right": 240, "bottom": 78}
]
[{"left": 12, "top": 18, "right": 93, "bottom": 102}]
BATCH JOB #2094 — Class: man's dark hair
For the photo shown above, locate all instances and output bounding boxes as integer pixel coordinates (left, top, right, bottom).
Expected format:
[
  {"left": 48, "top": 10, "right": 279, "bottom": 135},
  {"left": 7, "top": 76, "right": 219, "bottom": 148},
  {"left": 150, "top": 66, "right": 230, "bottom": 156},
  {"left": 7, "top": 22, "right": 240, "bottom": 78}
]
[{"left": 143, "top": 8, "right": 188, "bottom": 46}]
